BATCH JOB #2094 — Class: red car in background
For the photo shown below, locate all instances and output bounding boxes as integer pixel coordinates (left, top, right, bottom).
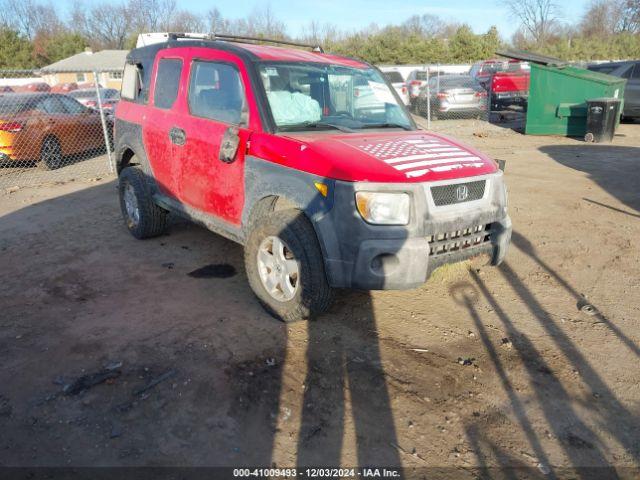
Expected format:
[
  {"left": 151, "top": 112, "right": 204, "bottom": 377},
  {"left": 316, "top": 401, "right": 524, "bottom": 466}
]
[
  {"left": 15, "top": 82, "right": 51, "bottom": 93},
  {"left": 470, "top": 59, "right": 530, "bottom": 111},
  {"left": 69, "top": 88, "right": 120, "bottom": 116},
  {"left": 51, "top": 82, "right": 78, "bottom": 93}
]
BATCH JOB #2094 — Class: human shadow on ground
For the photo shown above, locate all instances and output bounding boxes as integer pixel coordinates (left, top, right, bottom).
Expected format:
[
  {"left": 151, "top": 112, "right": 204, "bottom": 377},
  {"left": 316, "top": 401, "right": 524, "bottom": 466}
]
[
  {"left": 451, "top": 247, "right": 639, "bottom": 478},
  {"left": 540, "top": 145, "right": 640, "bottom": 213}
]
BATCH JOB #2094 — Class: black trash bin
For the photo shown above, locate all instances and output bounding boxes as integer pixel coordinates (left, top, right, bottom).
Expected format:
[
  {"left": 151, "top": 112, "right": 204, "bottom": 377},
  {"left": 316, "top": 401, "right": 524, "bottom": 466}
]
[{"left": 585, "top": 98, "right": 621, "bottom": 143}]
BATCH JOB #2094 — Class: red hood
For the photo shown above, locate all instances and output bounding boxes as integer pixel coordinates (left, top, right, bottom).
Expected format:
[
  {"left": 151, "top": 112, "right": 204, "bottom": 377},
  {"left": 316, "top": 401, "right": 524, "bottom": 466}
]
[{"left": 250, "top": 130, "right": 498, "bottom": 183}]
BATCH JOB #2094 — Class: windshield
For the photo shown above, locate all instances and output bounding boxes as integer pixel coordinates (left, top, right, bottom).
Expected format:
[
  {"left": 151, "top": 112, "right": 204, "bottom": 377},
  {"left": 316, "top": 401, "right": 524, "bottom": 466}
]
[{"left": 259, "top": 63, "right": 413, "bottom": 131}]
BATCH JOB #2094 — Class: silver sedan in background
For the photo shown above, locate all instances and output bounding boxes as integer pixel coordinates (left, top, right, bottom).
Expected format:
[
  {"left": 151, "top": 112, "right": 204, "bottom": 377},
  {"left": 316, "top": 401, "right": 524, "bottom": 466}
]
[{"left": 415, "top": 75, "right": 487, "bottom": 119}]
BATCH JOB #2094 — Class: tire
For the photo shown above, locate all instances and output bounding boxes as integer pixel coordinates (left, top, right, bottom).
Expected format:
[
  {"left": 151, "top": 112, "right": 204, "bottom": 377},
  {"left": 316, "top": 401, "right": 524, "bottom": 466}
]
[
  {"left": 244, "top": 209, "right": 334, "bottom": 322},
  {"left": 118, "top": 165, "right": 168, "bottom": 239},
  {"left": 40, "top": 136, "right": 63, "bottom": 170}
]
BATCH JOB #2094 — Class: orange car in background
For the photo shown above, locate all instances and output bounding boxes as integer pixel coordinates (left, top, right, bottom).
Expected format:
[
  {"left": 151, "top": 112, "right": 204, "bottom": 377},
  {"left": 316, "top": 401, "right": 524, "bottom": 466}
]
[{"left": 0, "top": 93, "right": 106, "bottom": 169}]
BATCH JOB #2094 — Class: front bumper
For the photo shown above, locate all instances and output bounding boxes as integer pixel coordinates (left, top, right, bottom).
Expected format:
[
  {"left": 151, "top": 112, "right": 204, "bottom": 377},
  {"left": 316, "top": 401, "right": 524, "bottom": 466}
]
[
  {"left": 494, "top": 91, "right": 528, "bottom": 100},
  {"left": 438, "top": 103, "right": 487, "bottom": 114},
  {"left": 315, "top": 172, "right": 511, "bottom": 290}
]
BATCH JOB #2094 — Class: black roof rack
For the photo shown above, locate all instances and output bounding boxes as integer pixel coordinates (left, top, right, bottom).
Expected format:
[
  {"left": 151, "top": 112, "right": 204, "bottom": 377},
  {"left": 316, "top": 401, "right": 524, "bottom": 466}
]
[
  {"left": 496, "top": 49, "right": 568, "bottom": 67},
  {"left": 167, "top": 32, "right": 324, "bottom": 53}
]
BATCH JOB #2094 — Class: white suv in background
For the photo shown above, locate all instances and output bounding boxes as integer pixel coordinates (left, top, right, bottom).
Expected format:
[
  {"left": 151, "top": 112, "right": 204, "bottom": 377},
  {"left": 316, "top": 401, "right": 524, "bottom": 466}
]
[
  {"left": 406, "top": 69, "right": 429, "bottom": 111},
  {"left": 381, "top": 69, "right": 410, "bottom": 105}
]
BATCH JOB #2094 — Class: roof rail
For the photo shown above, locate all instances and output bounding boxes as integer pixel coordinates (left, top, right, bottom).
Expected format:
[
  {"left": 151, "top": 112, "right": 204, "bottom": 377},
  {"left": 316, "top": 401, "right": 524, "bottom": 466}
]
[{"left": 166, "top": 32, "right": 324, "bottom": 53}]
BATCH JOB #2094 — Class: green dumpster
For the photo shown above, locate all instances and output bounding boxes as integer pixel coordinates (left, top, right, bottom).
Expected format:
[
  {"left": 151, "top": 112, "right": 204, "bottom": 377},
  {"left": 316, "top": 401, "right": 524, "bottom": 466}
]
[
  {"left": 497, "top": 49, "right": 626, "bottom": 137},
  {"left": 525, "top": 63, "right": 626, "bottom": 136}
]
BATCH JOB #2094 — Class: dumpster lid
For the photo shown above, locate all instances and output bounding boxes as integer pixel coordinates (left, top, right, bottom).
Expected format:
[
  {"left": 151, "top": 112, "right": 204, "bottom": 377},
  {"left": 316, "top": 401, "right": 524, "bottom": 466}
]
[{"left": 496, "top": 49, "right": 568, "bottom": 67}]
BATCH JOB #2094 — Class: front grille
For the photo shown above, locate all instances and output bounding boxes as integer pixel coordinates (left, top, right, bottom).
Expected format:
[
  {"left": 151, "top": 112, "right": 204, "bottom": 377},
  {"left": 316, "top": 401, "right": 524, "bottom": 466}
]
[
  {"left": 428, "top": 224, "right": 492, "bottom": 256},
  {"left": 431, "top": 180, "right": 486, "bottom": 206}
]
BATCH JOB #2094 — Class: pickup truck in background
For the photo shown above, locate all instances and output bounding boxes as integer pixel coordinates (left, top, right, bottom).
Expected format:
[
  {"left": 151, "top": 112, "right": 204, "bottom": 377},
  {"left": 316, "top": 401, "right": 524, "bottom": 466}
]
[
  {"left": 490, "top": 69, "right": 530, "bottom": 111},
  {"left": 470, "top": 59, "right": 530, "bottom": 111}
]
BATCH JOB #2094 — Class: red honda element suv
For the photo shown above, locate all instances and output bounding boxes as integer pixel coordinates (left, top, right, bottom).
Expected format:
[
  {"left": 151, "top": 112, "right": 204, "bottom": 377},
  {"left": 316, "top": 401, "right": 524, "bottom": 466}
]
[{"left": 114, "top": 34, "right": 511, "bottom": 322}]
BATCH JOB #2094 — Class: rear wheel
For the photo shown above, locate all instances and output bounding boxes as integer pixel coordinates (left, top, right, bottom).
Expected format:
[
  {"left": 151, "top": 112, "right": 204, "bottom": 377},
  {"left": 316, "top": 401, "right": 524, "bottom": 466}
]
[
  {"left": 40, "top": 136, "right": 63, "bottom": 170},
  {"left": 118, "top": 165, "right": 168, "bottom": 239},
  {"left": 244, "top": 209, "right": 334, "bottom": 322}
]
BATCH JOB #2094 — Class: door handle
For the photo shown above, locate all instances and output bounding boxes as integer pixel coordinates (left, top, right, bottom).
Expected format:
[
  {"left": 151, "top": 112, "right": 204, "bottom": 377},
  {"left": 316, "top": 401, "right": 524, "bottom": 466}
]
[{"left": 169, "top": 127, "right": 186, "bottom": 146}]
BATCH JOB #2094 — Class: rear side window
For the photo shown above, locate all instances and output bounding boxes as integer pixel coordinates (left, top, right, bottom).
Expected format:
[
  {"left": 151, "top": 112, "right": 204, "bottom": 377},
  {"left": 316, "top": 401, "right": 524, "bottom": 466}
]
[
  {"left": 121, "top": 63, "right": 145, "bottom": 102},
  {"left": 58, "top": 96, "right": 86, "bottom": 114},
  {"left": 37, "top": 97, "right": 66, "bottom": 114},
  {"left": 188, "top": 61, "right": 246, "bottom": 125},
  {"left": 631, "top": 64, "right": 640, "bottom": 79},
  {"left": 154, "top": 59, "right": 182, "bottom": 110}
]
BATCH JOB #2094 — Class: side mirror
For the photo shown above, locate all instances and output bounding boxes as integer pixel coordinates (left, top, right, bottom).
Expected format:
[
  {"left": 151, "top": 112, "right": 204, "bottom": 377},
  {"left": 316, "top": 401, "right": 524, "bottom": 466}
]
[{"left": 219, "top": 126, "right": 240, "bottom": 164}]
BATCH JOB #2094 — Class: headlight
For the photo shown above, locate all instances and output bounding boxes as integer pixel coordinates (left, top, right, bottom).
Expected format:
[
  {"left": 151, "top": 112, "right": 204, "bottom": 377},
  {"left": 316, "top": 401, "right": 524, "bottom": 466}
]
[{"left": 355, "top": 192, "right": 410, "bottom": 225}]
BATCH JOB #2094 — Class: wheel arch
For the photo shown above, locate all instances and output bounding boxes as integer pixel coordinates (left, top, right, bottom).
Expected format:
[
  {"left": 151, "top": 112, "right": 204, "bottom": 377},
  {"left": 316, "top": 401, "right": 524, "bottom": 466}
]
[
  {"left": 118, "top": 147, "right": 136, "bottom": 173},
  {"left": 242, "top": 156, "right": 340, "bottom": 271}
]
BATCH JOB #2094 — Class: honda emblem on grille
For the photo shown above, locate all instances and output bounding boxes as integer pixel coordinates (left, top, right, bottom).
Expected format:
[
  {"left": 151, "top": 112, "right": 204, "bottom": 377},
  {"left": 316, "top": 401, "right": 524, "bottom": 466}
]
[{"left": 455, "top": 185, "right": 469, "bottom": 202}]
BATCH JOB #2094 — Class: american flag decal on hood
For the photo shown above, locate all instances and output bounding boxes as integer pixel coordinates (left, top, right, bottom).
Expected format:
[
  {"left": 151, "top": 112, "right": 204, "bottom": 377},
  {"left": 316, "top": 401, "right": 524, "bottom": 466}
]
[{"left": 356, "top": 138, "right": 485, "bottom": 178}]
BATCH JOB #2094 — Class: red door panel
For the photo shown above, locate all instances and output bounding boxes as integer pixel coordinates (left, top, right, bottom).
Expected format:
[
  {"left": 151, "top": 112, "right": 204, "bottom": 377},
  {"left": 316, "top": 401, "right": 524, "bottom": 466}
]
[
  {"left": 175, "top": 115, "right": 250, "bottom": 224},
  {"left": 168, "top": 49, "right": 259, "bottom": 225},
  {"left": 142, "top": 57, "right": 184, "bottom": 198}
]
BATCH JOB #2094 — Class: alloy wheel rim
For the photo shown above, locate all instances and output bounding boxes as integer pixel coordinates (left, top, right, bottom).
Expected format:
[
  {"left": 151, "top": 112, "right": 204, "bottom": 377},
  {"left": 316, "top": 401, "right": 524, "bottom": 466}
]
[
  {"left": 43, "top": 139, "right": 61, "bottom": 166},
  {"left": 257, "top": 235, "right": 299, "bottom": 302},
  {"left": 123, "top": 182, "right": 140, "bottom": 227}
]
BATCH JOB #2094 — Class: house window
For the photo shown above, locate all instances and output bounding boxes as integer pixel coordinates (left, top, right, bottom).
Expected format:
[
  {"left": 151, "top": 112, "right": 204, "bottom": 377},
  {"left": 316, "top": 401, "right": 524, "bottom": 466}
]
[
  {"left": 109, "top": 71, "right": 123, "bottom": 80},
  {"left": 76, "top": 73, "right": 86, "bottom": 82}
]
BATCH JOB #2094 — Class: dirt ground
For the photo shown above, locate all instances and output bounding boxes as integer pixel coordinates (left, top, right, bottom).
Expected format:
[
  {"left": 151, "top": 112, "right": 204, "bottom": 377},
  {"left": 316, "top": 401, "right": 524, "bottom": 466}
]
[{"left": 0, "top": 117, "right": 639, "bottom": 478}]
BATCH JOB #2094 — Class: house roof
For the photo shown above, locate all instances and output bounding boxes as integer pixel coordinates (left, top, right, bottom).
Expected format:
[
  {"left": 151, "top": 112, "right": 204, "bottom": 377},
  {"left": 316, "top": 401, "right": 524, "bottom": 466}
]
[{"left": 41, "top": 50, "right": 129, "bottom": 73}]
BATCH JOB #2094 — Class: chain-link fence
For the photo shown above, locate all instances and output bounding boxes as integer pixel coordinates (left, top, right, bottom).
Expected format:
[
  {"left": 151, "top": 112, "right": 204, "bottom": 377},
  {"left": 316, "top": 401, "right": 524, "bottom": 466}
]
[
  {"left": 0, "top": 69, "right": 118, "bottom": 192},
  {"left": 403, "top": 64, "right": 528, "bottom": 133}
]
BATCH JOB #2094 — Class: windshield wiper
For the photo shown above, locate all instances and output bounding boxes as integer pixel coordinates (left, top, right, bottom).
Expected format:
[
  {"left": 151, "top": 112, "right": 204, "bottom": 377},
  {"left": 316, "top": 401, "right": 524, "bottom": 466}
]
[
  {"left": 280, "top": 121, "right": 354, "bottom": 133},
  {"left": 359, "top": 122, "right": 413, "bottom": 131}
]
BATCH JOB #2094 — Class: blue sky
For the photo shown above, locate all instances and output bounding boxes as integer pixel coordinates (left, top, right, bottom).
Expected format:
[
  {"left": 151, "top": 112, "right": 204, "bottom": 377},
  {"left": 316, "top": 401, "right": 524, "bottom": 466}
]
[{"left": 67, "top": 0, "right": 591, "bottom": 39}]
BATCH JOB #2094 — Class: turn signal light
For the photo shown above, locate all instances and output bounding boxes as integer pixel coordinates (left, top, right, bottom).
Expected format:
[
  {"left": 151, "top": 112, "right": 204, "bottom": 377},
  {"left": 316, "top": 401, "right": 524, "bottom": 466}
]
[{"left": 314, "top": 182, "right": 328, "bottom": 197}]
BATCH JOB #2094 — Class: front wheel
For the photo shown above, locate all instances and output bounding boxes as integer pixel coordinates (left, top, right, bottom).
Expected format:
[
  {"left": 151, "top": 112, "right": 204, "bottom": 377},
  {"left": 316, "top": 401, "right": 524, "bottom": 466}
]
[{"left": 244, "top": 209, "right": 334, "bottom": 322}]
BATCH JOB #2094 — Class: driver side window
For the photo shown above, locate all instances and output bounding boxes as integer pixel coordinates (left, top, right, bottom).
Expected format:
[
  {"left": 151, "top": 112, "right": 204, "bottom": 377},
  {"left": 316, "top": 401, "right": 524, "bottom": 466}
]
[{"left": 188, "top": 61, "right": 247, "bottom": 125}]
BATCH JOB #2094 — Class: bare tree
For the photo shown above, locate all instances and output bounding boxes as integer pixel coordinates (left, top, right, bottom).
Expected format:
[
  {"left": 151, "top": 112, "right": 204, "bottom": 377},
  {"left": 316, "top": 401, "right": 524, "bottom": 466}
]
[
  {"left": 167, "top": 10, "right": 205, "bottom": 33},
  {"left": 231, "top": 4, "right": 287, "bottom": 39},
  {"left": 77, "top": 1, "right": 132, "bottom": 49},
  {"left": 127, "top": 0, "right": 177, "bottom": 32},
  {"left": 618, "top": 0, "right": 640, "bottom": 33},
  {"left": 207, "top": 7, "right": 230, "bottom": 33},
  {"left": 0, "top": 0, "right": 62, "bottom": 38},
  {"left": 504, "top": 0, "right": 561, "bottom": 45},
  {"left": 298, "top": 21, "right": 342, "bottom": 48},
  {"left": 402, "top": 14, "right": 445, "bottom": 37}
]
